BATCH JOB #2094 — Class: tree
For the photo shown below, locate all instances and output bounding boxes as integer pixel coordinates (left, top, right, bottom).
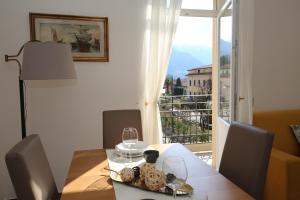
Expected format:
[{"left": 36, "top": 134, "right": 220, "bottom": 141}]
[
  {"left": 164, "top": 75, "right": 173, "bottom": 94},
  {"left": 220, "top": 55, "right": 230, "bottom": 66},
  {"left": 175, "top": 77, "right": 182, "bottom": 87},
  {"left": 174, "top": 87, "right": 183, "bottom": 95},
  {"left": 174, "top": 77, "right": 183, "bottom": 95}
]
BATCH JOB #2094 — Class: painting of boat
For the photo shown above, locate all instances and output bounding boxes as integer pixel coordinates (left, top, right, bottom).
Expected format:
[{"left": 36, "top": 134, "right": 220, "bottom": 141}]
[{"left": 30, "top": 13, "right": 109, "bottom": 61}]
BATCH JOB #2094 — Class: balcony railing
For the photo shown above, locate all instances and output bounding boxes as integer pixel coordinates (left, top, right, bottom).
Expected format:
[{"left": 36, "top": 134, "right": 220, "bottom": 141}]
[{"left": 159, "top": 94, "right": 212, "bottom": 144}]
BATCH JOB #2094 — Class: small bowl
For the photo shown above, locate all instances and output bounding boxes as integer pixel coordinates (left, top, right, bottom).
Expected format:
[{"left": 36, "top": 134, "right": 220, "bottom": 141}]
[{"left": 143, "top": 150, "right": 159, "bottom": 163}]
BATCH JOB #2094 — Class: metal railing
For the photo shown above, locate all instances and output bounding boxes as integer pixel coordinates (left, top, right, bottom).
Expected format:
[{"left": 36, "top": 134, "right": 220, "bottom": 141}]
[{"left": 159, "top": 94, "right": 212, "bottom": 144}]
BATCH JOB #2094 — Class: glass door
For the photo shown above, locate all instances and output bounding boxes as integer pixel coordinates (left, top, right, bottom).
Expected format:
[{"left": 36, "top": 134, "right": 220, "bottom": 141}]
[
  {"left": 214, "top": 0, "right": 239, "bottom": 168},
  {"left": 217, "top": 0, "right": 238, "bottom": 122}
]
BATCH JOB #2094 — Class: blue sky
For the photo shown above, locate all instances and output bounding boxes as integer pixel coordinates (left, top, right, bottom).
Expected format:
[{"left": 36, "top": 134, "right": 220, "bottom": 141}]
[
  {"left": 174, "top": 0, "right": 232, "bottom": 45},
  {"left": 167, "top": 0, "right": 233, "bottom": 78},
  {"left": 173, "top": 17, "right": 213, "bottom": 47}
]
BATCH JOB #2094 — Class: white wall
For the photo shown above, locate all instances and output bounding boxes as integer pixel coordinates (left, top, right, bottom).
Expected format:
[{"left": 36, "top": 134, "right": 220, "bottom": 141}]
[
  {"left": 253, "top": 0, "right": 300, "bottom": 112},
  {"left": 0, "top": 0, "right": 147, "bottom": 198}
]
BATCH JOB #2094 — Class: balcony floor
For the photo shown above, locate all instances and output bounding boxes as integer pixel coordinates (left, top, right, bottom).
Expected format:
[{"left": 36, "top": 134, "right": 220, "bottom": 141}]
[{"left": 194, "top": 151, "right": 212, "bottom": 166}]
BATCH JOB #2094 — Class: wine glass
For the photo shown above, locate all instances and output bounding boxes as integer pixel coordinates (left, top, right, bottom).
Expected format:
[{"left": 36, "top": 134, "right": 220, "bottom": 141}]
[
  {"left": 163, "top": 156, "right": 188, "bottom": 199},
  {"left": 122, "top": 127, "right": 139, "bottom": 161}
]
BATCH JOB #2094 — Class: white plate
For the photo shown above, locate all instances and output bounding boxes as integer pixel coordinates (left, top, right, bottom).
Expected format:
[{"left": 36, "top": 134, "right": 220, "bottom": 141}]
[
  {"left": 115, "top": 141, "right": 148, "bottom": 155},
  {"left": 114, "top": 149, "right": 144, "bottom": 158}
]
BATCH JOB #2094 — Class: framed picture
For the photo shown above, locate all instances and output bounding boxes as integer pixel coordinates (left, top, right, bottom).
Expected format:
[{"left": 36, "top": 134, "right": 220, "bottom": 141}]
[{"left": 30, "top": 13, "right": 109, "bottom": 62}]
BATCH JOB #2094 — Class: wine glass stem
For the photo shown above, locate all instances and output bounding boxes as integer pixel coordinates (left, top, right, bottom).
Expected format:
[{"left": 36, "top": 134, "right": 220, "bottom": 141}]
[{"left": 173, "top": 189, "right": 177, "bottom": 199}]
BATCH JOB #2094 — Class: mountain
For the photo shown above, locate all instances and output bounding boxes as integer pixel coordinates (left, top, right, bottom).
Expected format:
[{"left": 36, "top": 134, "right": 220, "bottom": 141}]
[
  {"left": 167, "top": 40, "right": 231, "bottom": 78},
  {"left": 220, "top": 39, "right": 231, "bottom": 56},
  {"left": 167, "top": 47, "right": 203, "bottom": 78},
  {"left": 167, "top": 45, "right": 211, "bottom": 78}
]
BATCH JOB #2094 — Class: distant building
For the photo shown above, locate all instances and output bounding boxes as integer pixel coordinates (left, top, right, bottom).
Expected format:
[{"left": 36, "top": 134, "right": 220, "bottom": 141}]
[
  {"left": 219, "top": 54, "right": 231, "bottom": 104},
  {"left": 219, "top": 63, "right": 230, "bottom": 99},
  {"left": 219, "top": 63, "right": 231, "bottom": 118},
  {"left": 181, "top": 78, "right": 188, "bottom": 95},
  {"left": 186, "top": 65, "right": 212, "bottom": 95}
]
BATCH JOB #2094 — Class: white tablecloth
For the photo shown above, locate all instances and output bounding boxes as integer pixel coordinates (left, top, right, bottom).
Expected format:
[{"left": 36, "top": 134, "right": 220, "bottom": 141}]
[{"left": 106, "top": 144, "right": 211, "bottom": 200}]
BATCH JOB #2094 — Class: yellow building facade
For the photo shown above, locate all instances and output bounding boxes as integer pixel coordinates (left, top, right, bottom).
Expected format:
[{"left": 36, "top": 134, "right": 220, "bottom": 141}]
[{"left": 186, "top": 65, "right": 212, "bottom": 95}]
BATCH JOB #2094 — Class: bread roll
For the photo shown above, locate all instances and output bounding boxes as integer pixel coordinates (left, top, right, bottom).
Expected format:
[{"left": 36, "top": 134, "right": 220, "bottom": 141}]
[{"left": 120, "top": 168, "right": 134, "bottom": 182}]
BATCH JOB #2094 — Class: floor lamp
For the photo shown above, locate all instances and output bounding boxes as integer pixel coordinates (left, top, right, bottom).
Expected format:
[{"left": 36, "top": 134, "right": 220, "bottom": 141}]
[{"left": 5, "top": 41, "right": 76, "bottom": 139}]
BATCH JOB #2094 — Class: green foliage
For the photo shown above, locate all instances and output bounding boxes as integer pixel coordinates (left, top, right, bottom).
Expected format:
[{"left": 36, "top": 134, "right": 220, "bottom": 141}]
[
  {"left": 173, "top": 87, "right": 183, "bottom": 95},
  {"left": 161, "top": 114, "right": 211, "bottom": 144},
  {"left": 220, "top": 55, "right": 230, "bottom": 66},
  {"left": 164, "top": 75, "right": 173, "bottom": 94},
  {"left": 159, "top": 94, "right": 212, "bottom": 144},
  {"left": 175, "top": 78, "right": 182, "bottom": 87}
]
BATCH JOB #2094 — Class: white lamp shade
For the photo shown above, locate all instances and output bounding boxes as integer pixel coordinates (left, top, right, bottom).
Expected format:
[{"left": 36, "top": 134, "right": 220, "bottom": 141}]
[{"left": 20, "top": 42, "right": 76, "bottom": 80}]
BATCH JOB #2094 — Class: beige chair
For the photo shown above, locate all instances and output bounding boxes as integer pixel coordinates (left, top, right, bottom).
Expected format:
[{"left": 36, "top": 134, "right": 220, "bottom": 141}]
[
  {"left": 219, "top": 121, "right": 274, "bottom": 200},
  {"left": 103, "top": 109, "right": 143, "bottom": 149},
  {"left": 5, "top": 134, "right": 59, "bottom": 200}
]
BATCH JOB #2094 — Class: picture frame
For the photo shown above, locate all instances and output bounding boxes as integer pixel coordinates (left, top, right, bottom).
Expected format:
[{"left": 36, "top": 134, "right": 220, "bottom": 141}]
[{"left": 30, "top": 13, "right": 109, "bottom": 62}]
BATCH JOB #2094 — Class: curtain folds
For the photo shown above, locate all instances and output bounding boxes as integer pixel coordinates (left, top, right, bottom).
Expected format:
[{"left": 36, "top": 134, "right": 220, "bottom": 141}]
[{"left": 141, "top": 0, "right": 182, "bottom": 144}]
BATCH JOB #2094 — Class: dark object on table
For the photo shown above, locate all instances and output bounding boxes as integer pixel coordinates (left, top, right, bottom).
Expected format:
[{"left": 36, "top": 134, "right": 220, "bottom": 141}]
[
  {"left": 166, "top": 173, "right": 176, "bottom": 183},
  {"left": 140, "top": 199, "right": 155, "bottom": 200},
  {"left": 165, "top": 186, "right": 173, "bottom": 195},
  {"left": 143, "top": 150, "right": 159, "bottom": 163},
  {"left": 133, "top": 166, "right": 140, "bottom": 178}
]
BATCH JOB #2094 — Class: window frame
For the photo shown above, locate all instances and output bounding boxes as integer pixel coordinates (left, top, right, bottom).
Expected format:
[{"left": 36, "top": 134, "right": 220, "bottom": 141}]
[
  {"left": 216, "top": 0, "right": 238, "bottom": 122},
  {"left": 180, "top": 0, "right": 218, "bottom": 17}
]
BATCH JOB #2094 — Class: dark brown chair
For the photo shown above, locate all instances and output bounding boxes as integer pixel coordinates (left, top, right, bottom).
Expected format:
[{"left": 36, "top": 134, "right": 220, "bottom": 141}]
[
  {"left": 5, "top": 134, "right": 59, "bottom": 200},
  {"left": 219, "top": 121, "right": 274, "bottom": 200},
  {"left": 103, "top": 109, "right": 143, "bottom": 149}
]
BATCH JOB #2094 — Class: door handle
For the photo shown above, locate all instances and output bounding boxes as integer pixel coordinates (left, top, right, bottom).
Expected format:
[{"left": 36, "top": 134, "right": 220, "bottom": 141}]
[{"left": 239, "top": 97, "right": 245, "bottom": 101}]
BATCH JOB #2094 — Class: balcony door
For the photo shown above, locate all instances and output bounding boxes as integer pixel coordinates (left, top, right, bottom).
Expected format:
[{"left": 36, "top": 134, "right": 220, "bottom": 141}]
[
  {"left": 213, "top": 0, "right": 255, "bottom": 168},
  {"left": 214, "top": 0, "right": 238, "bottom": 168}
]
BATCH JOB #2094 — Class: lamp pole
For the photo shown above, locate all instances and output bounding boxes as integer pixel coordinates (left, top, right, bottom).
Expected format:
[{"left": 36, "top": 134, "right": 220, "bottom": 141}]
[
  {"left": 5, "top": 45, "right": 27, "bottom": 139},
  {"left": 18, "top": 79, "right": 26, "bottom": 139}
]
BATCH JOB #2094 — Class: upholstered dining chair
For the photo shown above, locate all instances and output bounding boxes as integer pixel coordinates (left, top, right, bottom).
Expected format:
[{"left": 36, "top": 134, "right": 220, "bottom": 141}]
[
  {"left": 5, "top": 134, "right": 59, "bottom": 200},
  {"left": 103, "top": 109, "right": 143, "bottom": 149},
  {"left": 219, "top": 121, "right": 274, "bottom": 200}
]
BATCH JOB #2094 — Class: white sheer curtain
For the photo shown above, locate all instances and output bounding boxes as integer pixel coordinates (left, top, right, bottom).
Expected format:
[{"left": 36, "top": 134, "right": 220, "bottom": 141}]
[
  {"left": 237, "top": 0, "right": 254, "bottom": 124},
  {"left": 141, "top": 0, "right": 182, "bottom": 144}
]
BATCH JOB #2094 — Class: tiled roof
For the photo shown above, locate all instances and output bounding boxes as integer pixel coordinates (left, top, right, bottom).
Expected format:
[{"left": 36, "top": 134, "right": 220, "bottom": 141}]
[
  {"left": 185, "top": 72, "right": 212, "bottom": 76},
  {"left": 187, "top": 64, "right": 212, "bottom": 71}
]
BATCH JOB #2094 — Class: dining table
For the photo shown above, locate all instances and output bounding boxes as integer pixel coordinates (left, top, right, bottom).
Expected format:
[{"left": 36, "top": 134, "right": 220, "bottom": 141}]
[{"left": 60, "top": 143, "right": 254, "bottom": 200}]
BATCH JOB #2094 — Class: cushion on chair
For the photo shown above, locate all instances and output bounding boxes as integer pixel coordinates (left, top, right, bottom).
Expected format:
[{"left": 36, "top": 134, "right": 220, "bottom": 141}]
[
  {"left": 5, "top": 134, "right": 58, "bottom": 200},
  {"left": 219, "top": 121, "right": 273, "bottom": 200}
]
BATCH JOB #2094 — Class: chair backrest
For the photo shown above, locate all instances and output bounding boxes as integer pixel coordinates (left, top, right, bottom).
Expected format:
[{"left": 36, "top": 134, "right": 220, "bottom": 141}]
[
  {"left": 5, "top": 134, "right": 58, "bottom": 200},
  {"left": 103, "top": 109, "right": 143, "bottom": 149},
  {"left": 219, "top": 121, "right": 273, "bottom": 200}
]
